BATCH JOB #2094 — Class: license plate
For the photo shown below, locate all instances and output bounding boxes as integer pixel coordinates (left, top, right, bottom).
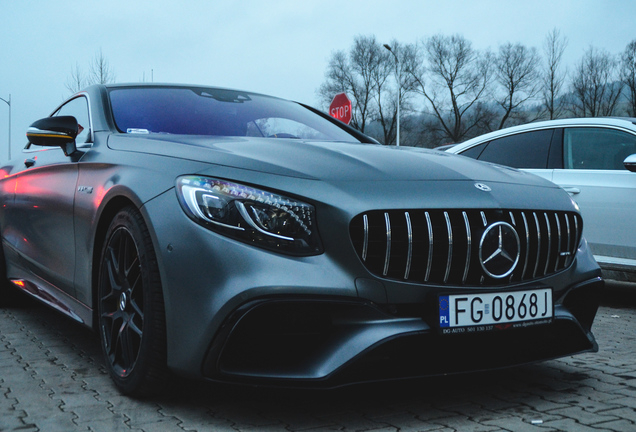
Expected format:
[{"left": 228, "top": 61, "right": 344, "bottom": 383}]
[{"left": 439, "top": 288, "right": 552, "bottom": 334}]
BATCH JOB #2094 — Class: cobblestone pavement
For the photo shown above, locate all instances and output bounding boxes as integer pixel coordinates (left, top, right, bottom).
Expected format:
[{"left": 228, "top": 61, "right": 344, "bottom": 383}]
[{"left": 1, "top": 282, "right": 635, "bottom": 432}]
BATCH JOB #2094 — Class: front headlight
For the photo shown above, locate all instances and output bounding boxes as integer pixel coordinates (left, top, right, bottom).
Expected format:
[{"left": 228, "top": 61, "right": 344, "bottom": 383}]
[{"left": 176, "top": 176, "right": 323, "bottom": 256}]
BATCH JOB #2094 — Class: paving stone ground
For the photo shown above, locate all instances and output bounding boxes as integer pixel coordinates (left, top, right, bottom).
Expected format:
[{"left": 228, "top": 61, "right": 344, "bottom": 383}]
[{"left": 1, "top": 281, "right": 635, "bottom": 432}]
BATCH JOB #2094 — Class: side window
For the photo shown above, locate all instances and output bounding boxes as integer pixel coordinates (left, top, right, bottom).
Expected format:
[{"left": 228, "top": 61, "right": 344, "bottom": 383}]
[
  {"left": 459, "top": 142, "right": 487, "bottom": 159},
  {"left": 564, "top": 127, "right": 636, "bottom": 170},
  {"left": 53, "top": 96, "right": 91, "bottom": 145},
  {"left": 475, "top": 129, "right": 554, "bottom": 169}
]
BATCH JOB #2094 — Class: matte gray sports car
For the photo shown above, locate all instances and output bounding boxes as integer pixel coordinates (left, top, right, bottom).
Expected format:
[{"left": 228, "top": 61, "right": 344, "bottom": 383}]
[{"left": 0, "top": 84, "right": 602, "bottom": 395}]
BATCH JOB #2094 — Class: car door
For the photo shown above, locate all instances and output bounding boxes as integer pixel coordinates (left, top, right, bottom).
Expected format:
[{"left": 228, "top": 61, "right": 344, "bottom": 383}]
[
  {"left": 8, "top": 96, "right": 90, "bottom": 297},
  {"left": 551, "top": 126, "right": 636, "bottom": 265}
]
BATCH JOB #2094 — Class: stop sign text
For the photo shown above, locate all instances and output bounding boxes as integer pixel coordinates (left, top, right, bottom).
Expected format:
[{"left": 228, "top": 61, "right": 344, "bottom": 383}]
[{"left": 329, "top": 93, "right": 352, "bottom": 125}]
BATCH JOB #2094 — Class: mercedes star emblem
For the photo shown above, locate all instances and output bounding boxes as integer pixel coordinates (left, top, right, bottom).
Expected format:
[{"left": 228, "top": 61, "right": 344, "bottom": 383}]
[
  {"left": 474, "top": 183, "right": 492, "bottom": 192},
  {"left": 479, "top": 222, "right": 521, "bottom": 279}
]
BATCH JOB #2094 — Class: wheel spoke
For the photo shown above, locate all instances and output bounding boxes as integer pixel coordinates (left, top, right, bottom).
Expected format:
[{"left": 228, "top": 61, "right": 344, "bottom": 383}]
[
  {"left": 127, "top": 315, "right": 143, "bottom": 338},
  {"left": 101, "top": 312, "right": 120, "bottom": 351},
  {"left": 125, "top": 255, "right": 140, "bottom": 279},
  {"left": 118, "top": 320, "right": 133, "bottom": 368},
  {"left": 130, "top": 298, "right": 144, "bottom": 319},
  {"left": 119, "top": 235, "right": 127, "bottom": 275},
  {"left": 101, "top": 251, "right": 119, "bottom": 304},
  {"left": 107, "top": 246, "right": 121, "bottom": 287}
]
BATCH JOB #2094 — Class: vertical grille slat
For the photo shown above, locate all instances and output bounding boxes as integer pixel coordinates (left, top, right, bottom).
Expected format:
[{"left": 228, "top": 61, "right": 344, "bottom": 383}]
[
  {"left": 462, "top": 211, "right": 471, "bottom": 284},
  {"left": 350, "top": 209, "right": 582, "bottom": 287},
  {"left": 533, "top": 212, "right": 541, "bottom": 279},
  {"left": 383, "top": 212, "right": 391, "bottom": 276},
  {"left": 443, "top": 212, "right": 453, "bottom": 284},
  {"left": 544, "top": 213, "right": 552, "bottom": 276},
  {"left": 567, "top": 214, "right": 572, "bottom": 244},
  {"left": 521, "top": 212, "right": 530, "bottom": 280},
  {"left": 555, "top": 213, "right": 562, "bottom": 272},
  {"left": 565, "top": 214, "right": 571, "bottom": 253},
  {"left": 404, "top": 212, "right": 413, "bottom": 280},
  {"left": 362, "top": 214, "right": 369, "bottom": 262},
  {"left": 573, "top": 215, "right": 581, "bottom": 263},
  {"left": 425, "top": 212, "right": 433, "bottom": 282}
]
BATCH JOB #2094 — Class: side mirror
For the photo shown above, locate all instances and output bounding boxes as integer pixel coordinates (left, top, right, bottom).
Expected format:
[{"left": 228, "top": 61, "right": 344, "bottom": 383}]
[
  {"left": 624, "top": 154, "right": 636, "bottom": 173},
  {"left": 26, "top": 116, "right": 78, "bottom": 156}
]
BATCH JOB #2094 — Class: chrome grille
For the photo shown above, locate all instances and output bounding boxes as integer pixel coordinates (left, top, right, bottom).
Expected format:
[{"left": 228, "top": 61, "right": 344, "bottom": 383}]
[{"left": 350, "top": 209, "right": 582, "bottom": 286}]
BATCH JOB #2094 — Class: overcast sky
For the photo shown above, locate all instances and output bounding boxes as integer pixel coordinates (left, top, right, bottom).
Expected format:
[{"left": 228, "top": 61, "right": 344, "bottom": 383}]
[{"left": 1, "top": 0, "right": 634, "bottom": 160}]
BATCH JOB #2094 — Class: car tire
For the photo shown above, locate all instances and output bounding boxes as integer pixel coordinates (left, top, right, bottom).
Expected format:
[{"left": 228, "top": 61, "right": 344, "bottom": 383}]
[{"left": 97, "top": 206, "right": 169, "bottom": 396}]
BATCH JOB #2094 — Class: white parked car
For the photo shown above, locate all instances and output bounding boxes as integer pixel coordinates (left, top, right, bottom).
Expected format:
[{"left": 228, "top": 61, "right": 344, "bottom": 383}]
[{"left": 447, "top": 117, "right": 636, "bottom": 281}]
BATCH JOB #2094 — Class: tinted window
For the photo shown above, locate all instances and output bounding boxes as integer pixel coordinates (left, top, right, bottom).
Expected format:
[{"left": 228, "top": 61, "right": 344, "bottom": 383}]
[
  {"left": 475, "top": 129, "right": 553, "bottom": 169},
  {"left": 108, "top": 87, "right": 360, "bottom": 142},
  {"left": 53, "top": 96, "right": 91, "bottom": 144},
  {"left": 459, "top": 142, "right": 487, "bottom": 159},
  {"left": 564, "top": 127, "right": 636, "bottom": 170}
]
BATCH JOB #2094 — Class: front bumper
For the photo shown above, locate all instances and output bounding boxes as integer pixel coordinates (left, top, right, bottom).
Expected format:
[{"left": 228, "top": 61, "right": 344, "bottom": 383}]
[{"left": 200, "top": 276, "right": 602, "bottom": 387}]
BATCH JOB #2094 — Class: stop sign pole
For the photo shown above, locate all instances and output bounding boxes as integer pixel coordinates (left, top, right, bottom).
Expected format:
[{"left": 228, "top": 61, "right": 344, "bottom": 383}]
[{"left": 329, "top": 93, "right": 352, "bottom": 125}]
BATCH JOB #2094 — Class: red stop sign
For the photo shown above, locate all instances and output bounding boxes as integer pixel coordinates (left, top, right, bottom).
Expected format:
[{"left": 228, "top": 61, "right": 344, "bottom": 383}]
[{"left": 329, "top": 93, "right": 352, "bottom": 124}]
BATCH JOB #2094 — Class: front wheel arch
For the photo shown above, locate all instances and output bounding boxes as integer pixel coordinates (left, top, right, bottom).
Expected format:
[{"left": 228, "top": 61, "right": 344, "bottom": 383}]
[
  {"left": 96, "top": 204, "right": 170, "bottom": 395},
  {"left": 92, "top": 196, "right": 139, "bottom": 328}
]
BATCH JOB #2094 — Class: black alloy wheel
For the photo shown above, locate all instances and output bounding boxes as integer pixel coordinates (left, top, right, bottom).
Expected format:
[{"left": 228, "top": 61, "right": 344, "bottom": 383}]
[{"left": 98, "top": 206, "right": 168, "bottom": 395}]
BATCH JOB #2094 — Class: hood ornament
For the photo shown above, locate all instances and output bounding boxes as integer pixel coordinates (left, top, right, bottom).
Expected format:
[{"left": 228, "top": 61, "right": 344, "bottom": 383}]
[{"left": 474, "top": 183, "right": 492, "bottom": 192}]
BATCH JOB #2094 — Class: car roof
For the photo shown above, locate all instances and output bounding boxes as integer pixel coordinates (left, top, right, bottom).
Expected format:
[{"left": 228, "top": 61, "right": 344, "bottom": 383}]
[
  {"left": 448, "top": 117, "right": 636, "bottom": 153},
  {"left": 99, "top": 82, "right": 279, "bottom": 99}
]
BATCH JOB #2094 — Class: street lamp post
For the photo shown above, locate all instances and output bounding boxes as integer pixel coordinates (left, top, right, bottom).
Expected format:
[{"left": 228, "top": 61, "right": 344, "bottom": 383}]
[
  {"left": 0, "top": 94, "right": 11, "bottom": 161},
  {"left": 383, "top": 44, "right": 400, "bottom": 147}
]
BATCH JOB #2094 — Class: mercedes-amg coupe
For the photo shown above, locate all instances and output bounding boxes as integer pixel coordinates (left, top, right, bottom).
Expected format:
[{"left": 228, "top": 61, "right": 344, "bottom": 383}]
[{"left": 0, "top": 84, "right": 602, "bottom": 395}]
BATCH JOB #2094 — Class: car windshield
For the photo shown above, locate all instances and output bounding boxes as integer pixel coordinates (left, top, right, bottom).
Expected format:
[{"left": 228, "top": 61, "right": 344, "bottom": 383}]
[{"left": 108, "top": 86, "right": 360, "bottom": 142}]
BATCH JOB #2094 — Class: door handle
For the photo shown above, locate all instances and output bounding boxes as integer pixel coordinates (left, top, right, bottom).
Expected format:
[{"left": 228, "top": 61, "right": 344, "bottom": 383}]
[
  {"left": 24, "top": 158, "right": 36, "bottom": 168},
  {"left": 562, "top": 187, "right": 580, "bottom": 195}
]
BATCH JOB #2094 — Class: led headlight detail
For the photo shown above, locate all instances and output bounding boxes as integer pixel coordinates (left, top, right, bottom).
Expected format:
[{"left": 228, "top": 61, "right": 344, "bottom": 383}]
[{"left": 176, "top": 176, "right": 322, "bottom": 255}]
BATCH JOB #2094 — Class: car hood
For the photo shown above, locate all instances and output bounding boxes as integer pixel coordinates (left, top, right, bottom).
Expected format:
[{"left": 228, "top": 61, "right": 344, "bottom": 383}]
[{"left": 107, "top": 134, "right": 555, "bottom": 187}]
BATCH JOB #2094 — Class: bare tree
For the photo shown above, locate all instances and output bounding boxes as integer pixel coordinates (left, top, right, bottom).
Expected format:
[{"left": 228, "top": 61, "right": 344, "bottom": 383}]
[
  {"left": 89, "top": 48, "right": 116, "bottom": 85},
  {"left": 65, "top": 49, "right": 116, "bottom": 95},
  {"left": 65, "top": 62, "right": 86, "bottom": 94},
  {"left": 541, "top": 28, "right": 568, "bottom": 119},
  {"left": 408, "top": 34, "right": 493, "bottom": 144},
  {"left": 620, "top": 40, "right": 636, "bottom": 117},
  {"left": 317, "top": 32, "right": 636, "bottom": 146},
  {"left": 570, "top": 46, "right": 622, "bottom": 117},
  {"left": 494, "top": 43, "right": 541, "bottom": 129},
  {"left": 318, "top": 35, "right": 415, "bottom": 144}
]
